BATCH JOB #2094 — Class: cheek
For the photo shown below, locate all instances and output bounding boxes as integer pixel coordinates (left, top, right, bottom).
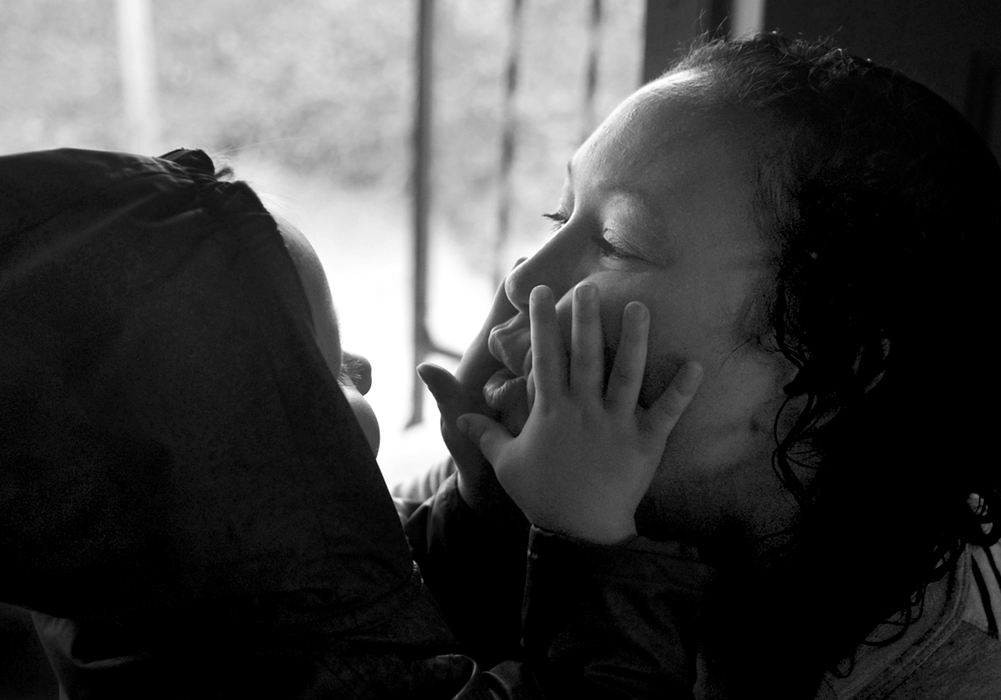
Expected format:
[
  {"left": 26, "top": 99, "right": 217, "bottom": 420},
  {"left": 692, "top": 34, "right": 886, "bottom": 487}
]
[
  {"left": 650, "top": 343, "right": 795, "bottom": 484},
  {"left": 588, "top": 283, "right": 708, "bottom": 401},
  {"left": 558, "top": 272, "right": 769, "bottom": 401},
  {"left": 684, "top": 356, "right": 788, "bottom": 431},
  {"left": 552, "top": 284, "right": 630, "bottom": 377},
  {"left": 343, "top": 388, "right": 381, "bottom": 456},
  {"left": 601, "top": 278, "right": 771, "bottom": 406}
]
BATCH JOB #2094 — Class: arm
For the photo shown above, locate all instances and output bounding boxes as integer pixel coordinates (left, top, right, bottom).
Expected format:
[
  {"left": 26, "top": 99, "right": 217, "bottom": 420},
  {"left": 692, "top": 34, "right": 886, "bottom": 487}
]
[
  {"left": 458, "top": 283, "right": 707, "bottom": 695},
  {"left": 405, "top": 471, "right": 529, "bottom": 667},
  {"left": 415, "top": 267, "right": 527, "bottom": 522},
  {"left": 443, "top": 531, "right": 714, "bottom": 700},
  {"left": 458, "top": 283, "right": 703, "bottom": 544},
  {"left": 520, "top": 529, "right": 712, "bottom": 698},
  {"left": 407, "top": 269, "right": 532, "bottom": 665}
]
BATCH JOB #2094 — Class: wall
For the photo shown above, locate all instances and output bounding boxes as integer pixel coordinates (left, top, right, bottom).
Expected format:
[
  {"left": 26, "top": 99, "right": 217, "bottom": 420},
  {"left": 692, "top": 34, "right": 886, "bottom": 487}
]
[
  {"left": 764, "top": 0, "right": 1001, "bottom": 159},
  {"left": 642, "top": 0, "right": 1001, "bottom": 159}
]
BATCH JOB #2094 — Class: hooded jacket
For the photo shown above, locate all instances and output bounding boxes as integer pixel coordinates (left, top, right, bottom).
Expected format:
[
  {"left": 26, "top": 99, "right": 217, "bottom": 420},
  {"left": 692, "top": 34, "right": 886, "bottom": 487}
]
[{"left": 0, "top": 148, "right": 463, "bottom": 698}]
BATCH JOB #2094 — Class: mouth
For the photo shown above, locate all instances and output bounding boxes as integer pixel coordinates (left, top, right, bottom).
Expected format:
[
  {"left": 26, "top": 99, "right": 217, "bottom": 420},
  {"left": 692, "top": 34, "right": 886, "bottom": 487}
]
[
  {"left": 483, "top": 368, "right": 531, "bottom": 435},
  {"left": 487, "top": 314, "right": 531, "bottom": 376},
  {"left": 485, "top": 315, "right": 533, "bottom": 433}
]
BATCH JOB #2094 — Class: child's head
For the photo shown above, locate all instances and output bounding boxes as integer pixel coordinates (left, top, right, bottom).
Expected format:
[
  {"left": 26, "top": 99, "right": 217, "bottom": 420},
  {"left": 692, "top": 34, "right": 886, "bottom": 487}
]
[
  {"left": 0, "top": 148, "right": 404, "bottom": 616},
  {"left": 276, "top": 216, "right": 380, "bottom": 455}
]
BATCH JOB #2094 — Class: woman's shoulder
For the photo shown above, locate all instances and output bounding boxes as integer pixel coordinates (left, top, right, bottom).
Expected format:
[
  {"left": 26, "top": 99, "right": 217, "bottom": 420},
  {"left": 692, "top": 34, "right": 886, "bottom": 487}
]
[
  {"left": 893, "top": 541, "right": 1001, "bottom": 697},
  {"left": 819, "top": 541, "right": 1001, "bottom": 699},
  {"left": 965, "top": 540, "right": 1001, "bottom": 637}
]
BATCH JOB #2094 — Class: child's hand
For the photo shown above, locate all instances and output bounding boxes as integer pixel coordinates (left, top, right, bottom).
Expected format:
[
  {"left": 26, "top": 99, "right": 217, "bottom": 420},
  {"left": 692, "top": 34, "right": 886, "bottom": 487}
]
[
  {"left": 417, "top": 263, "right": 526, "bottom": 523},
  {"left": 457, "top": 283, "right": 703, "bottom": 545}
]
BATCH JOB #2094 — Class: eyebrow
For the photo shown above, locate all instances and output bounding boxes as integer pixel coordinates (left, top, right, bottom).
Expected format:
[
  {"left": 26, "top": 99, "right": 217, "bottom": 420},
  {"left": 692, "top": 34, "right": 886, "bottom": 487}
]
[
  {"left": 566, "top": 157, "right": 663, "bottom": 222},
  {"left": 610, "top": 187, "right": 660, "bottom": 218}
]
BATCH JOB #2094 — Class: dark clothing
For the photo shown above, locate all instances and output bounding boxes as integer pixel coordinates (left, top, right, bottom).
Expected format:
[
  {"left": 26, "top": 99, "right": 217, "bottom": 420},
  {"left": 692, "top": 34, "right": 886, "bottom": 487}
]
[
  {"left": 405, "top": 472, "right": 712, "bottom": 698},
  {"left": 0, "top": 148, "right": 465, "bottom": 698},
  {"left": 1, "top": 148, "right": 411, "bottom": 616},
  {"left": 403, "top": 468, "right": 1001, "bottom": 699},
  {"left": 402, "top": 467, "right": 530, "bottom": 668}
]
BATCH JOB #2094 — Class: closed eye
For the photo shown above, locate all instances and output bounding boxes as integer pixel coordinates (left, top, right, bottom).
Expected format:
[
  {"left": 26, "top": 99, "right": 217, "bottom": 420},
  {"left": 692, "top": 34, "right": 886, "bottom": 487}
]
[
  {"left": 597, "top": 233, "right": 633, "bottom": 260},
  {"left": 545, "top": 211, "right": 634, "bottom": 260},
  {"left": 542, "top": 211, "right": 569, "bottom": 230}
]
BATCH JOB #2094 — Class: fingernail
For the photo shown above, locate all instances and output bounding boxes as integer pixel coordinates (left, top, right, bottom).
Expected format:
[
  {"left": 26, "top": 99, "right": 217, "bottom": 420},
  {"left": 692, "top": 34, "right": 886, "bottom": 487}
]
[
  {"left": 576, "top": 282, "right": 596, "bottom": 301},
  {"left": 530, "top": 285, "right": 552, "bottom": 303},
  {"left": 456, "top": 415, "right": 470, "bottom": 435},
  {"left": 625, "top": 301, "right": 648, "bottom": 322}
]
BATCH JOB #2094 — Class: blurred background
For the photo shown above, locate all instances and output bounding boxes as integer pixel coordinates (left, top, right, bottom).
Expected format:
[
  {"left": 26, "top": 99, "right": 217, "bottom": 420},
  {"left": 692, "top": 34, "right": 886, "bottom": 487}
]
[
  {"left": 1, "top": 1, "right": 999, "bottom": 696},
  {"left": 0, "top": 0, "right": 651, "bottom": 490},
  {"left": 3, "top": 0, "right": 999, "bottom": 487}
]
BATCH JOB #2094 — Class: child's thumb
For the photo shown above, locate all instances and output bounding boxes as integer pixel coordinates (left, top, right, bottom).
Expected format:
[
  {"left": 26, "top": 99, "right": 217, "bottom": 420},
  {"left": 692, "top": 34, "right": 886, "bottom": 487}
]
[
  {"left": 456, "top": 413, "right": 512, "bottom": 465},
  {"left": 417, "top": 363, "right": 466, "bottom": 415}
]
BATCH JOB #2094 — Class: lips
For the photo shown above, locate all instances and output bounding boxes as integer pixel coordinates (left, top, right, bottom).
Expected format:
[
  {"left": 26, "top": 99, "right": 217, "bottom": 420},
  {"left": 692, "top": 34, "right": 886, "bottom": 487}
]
[
  {"left": 488, "top": 314, "right": 532, "bottom": 377},
  {"left": 486, "top": 314, "right": 533, "bottom": 434}
]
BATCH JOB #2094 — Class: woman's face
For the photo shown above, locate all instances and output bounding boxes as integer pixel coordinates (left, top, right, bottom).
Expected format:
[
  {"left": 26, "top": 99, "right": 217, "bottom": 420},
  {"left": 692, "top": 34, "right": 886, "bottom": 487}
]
[
  {"left": 489, "top": 71, "right": 799, "bottom": 544},
  {"left": 279, "top": 222, "right": 381, "bottom": 456}
]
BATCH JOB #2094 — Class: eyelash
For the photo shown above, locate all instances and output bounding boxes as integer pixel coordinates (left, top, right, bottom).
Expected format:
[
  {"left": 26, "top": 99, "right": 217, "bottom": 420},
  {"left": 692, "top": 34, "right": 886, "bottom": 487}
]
[
  {"left": 543, "top": 211, "right": 633, "bottom": 261},
  {"left": 597, "top": 237, "right": 630, "bottom": 259}
]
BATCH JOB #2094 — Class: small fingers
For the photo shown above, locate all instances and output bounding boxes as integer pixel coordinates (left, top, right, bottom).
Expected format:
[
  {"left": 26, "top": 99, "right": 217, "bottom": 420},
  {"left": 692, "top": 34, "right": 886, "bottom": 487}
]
[
  {"left": 604, "top": 302, "right": 650, "bottom": 411},
  {"left": 457, "top": 413, "right": 514, "bottom": 467},
  {"left": 643, "top": 361, "right": 703, "bottom": 441},
  {"left": 529, "top": 285, "right": 566, "bottom": 402},
  {"left": 570, "top": 283, "right": 604, "bottom": 397},
  {"left": 417, "top": 363, "right": 467, "bottom": 416}
]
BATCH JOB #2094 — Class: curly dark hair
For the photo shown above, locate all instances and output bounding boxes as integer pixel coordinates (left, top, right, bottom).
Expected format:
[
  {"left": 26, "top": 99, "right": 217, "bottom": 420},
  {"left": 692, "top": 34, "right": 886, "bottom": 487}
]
[{"left": 674, "top": 33, "right": 1001, "bottom": 691}]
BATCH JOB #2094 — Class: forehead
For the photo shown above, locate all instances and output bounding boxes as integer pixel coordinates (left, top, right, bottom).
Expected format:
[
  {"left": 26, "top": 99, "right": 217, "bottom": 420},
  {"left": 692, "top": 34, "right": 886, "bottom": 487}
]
[
  {"left": 571, "top": 71, "right": 768, "bottom": 263},
  {"left": 277, "top": 220, "right": 343, "bottom": 374},
  {"left": 577, "top": 70, "right": 751, "bottom": 185}
]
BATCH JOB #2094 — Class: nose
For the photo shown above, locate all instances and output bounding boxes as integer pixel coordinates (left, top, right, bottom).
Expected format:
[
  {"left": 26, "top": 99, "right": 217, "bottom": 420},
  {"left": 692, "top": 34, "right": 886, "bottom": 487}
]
[
  {"left": 505, "top": 231, "right": 583, "bottom": 310},
  {"left": 341, "top": 351, "right": 372, "bottom": 395}
]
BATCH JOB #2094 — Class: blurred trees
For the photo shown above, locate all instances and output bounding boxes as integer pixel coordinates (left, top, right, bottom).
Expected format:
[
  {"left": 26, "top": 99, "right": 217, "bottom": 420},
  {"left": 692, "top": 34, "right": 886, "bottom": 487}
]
[{"left": 0, "top": 0, "right": 643, "bottom": 268}]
